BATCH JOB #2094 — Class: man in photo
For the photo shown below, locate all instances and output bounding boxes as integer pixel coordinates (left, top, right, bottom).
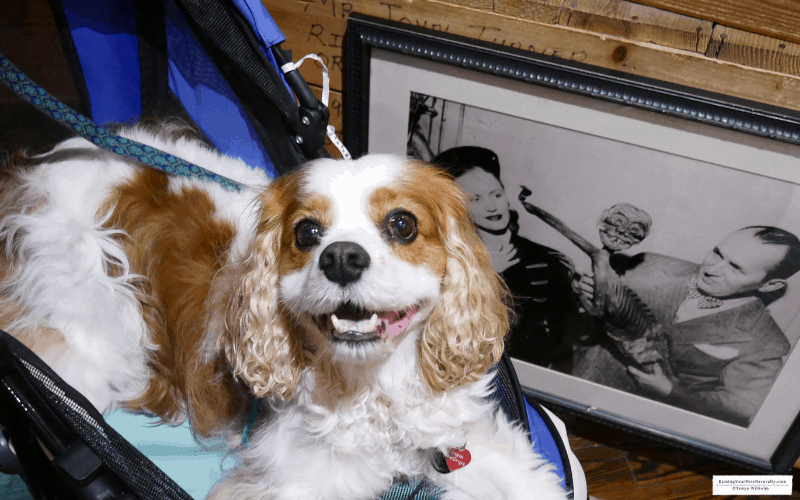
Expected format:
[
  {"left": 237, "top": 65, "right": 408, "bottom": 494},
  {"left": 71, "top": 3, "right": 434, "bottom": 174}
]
[
  {"left": 434, "top": 146, "right": 587, "bottom": 368},
  {"left": 575, "top": 226, "right": 800, "bottom": 426}
]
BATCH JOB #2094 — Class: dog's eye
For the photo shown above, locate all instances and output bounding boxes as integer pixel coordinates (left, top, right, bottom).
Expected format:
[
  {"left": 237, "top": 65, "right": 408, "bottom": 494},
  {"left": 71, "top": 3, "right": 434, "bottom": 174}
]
[
  {"left": 385, "top": 211, "right": 417, "bottom": 243},
  {"left": 295, "top": 219, "right": 322, "bottom": 250}
]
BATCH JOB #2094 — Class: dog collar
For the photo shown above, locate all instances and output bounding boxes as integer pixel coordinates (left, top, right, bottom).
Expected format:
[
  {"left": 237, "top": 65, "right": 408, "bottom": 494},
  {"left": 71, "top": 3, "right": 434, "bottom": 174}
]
[{"left": 431, "top": 446, "right": 471, "bottom": 473}]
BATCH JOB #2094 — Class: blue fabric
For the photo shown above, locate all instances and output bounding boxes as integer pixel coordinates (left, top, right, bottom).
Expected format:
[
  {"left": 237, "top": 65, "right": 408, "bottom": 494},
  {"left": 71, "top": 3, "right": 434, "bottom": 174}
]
[
  {"left": 525, "top": 396, "right": 567, "bottom": 490},
  {"left": 0, "top": 411, "right": 236, "bottom": 500},
  {"left": 229, "top": 0, "right": 290, "bottom": 94},
  {"left": 231, "top": 0, "right": 285, "bottom": 48},
  {"left": 164, "top": 0, "right": 277, "bottom": 176},
  {"left": 61, "top": 0, "right": 141, "bottom": 124},
  {"left": 241, "top": 398, "right": 261, "bottom": 446},
  {"left": 0, "top": 473, "right": 29, "bottom": 500},
  {"left": 105, "top": 411, "right": 236, "bottom": 499},
  {"left": 487, "top": 368, "right": 567, "bottom": 490},
  {"left": 60, "top": 0, "right": 290, "bottom": 175}
]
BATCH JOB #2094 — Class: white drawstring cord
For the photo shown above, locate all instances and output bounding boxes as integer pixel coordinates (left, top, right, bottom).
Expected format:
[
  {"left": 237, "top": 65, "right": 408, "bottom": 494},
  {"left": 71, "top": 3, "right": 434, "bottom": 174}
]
[{"left": 281, "top": 54, "right": 351, "bottom": 160}]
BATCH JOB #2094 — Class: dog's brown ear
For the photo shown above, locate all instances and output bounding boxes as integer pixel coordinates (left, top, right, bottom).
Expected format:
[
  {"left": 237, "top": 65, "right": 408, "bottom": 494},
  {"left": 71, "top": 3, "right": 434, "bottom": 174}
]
[
  {"left": 218, "top": 179, "right": 304, "bottom": 399},
  {"left": 417, "top": 167, "right": 510, "bottom": 392}
]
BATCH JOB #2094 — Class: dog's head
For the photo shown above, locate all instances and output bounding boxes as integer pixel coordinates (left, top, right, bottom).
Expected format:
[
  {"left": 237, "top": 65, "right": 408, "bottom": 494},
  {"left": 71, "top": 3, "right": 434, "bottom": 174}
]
[{"left": 220, "top": 155, "right": 509, "bottom": 398}]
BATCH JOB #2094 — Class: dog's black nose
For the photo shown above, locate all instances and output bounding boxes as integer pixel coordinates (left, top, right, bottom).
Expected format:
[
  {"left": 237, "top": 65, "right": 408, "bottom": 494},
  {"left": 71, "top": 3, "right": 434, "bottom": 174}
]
[{"left": 319, "top": 241, "right": 370, "bottom": 286}]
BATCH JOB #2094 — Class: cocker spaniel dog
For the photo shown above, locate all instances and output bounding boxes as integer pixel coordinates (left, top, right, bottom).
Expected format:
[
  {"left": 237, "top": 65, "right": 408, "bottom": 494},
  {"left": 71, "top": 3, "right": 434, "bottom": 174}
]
[
  {"left": 207, "top": 151, "right": 568, "bottom": 498},
  {"left": 0, "top": 125, "right": 567, "bottom": 498}
]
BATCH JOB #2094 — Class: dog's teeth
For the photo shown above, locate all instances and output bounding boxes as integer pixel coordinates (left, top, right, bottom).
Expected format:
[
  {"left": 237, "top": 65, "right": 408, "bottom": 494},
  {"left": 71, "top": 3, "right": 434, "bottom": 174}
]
[
  {"left": 330, "top": 312, "right": 380, "bottom": 334},
  {"left": 367, "top": 314, "right": 378, "bottom": 332},
  {"left": 331, "top": 314, "right": 358, "bottom": 334}
]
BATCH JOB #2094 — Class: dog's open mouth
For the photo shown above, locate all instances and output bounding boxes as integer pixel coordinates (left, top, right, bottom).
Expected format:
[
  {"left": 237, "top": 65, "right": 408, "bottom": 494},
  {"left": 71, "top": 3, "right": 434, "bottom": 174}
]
[{"left": 318, "top": 303, "right": 420, "bottom": 343}]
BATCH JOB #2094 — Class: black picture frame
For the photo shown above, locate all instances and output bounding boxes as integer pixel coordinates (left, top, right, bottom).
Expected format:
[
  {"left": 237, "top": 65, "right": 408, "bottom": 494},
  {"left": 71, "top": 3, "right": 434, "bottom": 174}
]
[{"left": 344, "top": 13, "right": 800, "bottom": 474}]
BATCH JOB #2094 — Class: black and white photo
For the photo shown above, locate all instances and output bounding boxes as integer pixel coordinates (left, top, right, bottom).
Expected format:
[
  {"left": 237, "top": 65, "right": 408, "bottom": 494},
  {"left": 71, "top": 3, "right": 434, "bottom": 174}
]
[{"left": 405, "top": 90, "right": 800, "bottom": 429}]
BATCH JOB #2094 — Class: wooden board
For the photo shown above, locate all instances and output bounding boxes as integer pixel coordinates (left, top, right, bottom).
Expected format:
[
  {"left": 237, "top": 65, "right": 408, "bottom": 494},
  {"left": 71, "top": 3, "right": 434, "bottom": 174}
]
[
  {"left": 557, "top": 410, "right": 800, "bottom": 499},
  {"left": 442, "top": 0, "right": 714, "bottom": 53},
  {"left": 628, "top": 0, "right": 800, "bottom": 46},
  {"left": 0, "top": 0, "right": 85, "bottom": 153},
  {"left": 266, "top": 0, "right": 800, "bottom": 111},
  {"left": 439, "top": 0, "right": 564, "bottom": 25},
  {"left": 560, "top": 0, "right": 711, "bottom": 53},
  {"left": 707, "top": 24, "right": 800, "bottom": 77}
]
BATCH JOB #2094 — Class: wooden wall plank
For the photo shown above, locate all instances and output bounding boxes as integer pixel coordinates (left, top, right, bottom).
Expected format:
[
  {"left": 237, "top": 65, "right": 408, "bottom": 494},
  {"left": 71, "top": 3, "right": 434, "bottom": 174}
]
[
  {"left": 266, "top": 0, "right": 800, "bottom": 111},
  {"left": 707, "top": 25, "right": 800, "bottom": 78},
  {"left": 627, "top": 0, "right": 800, "bottom": 46},
  {"left": 493, "top": 0, "right": 565, "bottom": 24},
  {"left": 406, "top": 0, "right": 712, "bottom": 53},
  {"left": 440, "top": 0, "right": 565, "bottom": 25},
  {"left": 443, "top": 0, "right": 713, "bottom": 53},
  {"left": 270, "top": 1, "right": 348, "bottom": 89},
  {"left": 560, "top": 0, "right": 712, "bottom": 53},
  {"left": 1, "top": 0, "right": 84, "bottom": 153}
]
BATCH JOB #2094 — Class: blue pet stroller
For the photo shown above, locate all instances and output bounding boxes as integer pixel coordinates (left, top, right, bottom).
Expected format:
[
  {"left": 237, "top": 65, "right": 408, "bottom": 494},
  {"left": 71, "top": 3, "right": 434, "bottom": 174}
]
[{"left": 0, "top": 1, "right": 586, "bottom": 498}]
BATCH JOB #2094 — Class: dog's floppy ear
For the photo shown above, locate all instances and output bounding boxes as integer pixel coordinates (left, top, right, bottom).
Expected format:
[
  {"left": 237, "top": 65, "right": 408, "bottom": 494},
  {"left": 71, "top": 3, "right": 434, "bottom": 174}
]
[
  {"left": 219, "top": 176, "right": 304, "bottom": 399},
  {"left": 417, "top": 167, "right": 510, "bottom": 392}
]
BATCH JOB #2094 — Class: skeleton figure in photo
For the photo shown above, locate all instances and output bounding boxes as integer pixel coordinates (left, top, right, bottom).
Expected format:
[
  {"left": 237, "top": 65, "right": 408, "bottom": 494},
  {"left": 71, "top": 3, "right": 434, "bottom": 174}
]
[
  {"left": 407, "top": 93, "right": 437, "bottom": 162},
  {"left": 517, "top": 194, "right": 666, "bottom": 373},
  {"left": 597, "top": 203, "right": 652, "bottom": 251},
  {"left": 433, "top": 146, "right": 583, "bottom": 367},
  {"left": 573, "top": 226, "right": 800, "bottom": 426}
]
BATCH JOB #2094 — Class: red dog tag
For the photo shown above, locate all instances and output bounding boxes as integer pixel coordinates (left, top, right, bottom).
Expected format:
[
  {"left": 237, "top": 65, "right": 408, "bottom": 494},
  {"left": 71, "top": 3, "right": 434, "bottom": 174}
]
[{"left": 445, "top": 447, "right": 471, "bottom": 471}]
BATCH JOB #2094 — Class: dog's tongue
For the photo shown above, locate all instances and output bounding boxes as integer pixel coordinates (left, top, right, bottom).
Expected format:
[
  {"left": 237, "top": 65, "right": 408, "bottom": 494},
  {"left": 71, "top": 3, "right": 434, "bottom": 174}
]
[{"left": 376, "top": 306, "right": 419, "bottom": 339}]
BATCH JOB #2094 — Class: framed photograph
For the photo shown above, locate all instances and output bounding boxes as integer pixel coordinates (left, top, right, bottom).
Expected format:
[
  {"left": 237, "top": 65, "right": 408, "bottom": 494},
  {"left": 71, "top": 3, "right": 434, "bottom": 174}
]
[{"left": 344, "top": 13, "right": 800, "bottom": 473}]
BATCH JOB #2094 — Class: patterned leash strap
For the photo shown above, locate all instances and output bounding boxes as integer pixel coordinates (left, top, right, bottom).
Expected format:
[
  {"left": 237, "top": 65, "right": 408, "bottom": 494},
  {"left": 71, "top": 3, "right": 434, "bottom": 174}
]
[{"left": 0, "top": 51, "right": 244, "bottom": 193}]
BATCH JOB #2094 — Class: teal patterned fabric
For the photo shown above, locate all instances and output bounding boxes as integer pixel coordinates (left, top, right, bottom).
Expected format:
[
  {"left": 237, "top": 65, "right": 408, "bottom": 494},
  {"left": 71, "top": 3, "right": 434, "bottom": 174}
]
[
  {"left": 0, "top": 52, "right": 244, "bottom": 193},
  {"left": 0, "top": 473, "right": 30, "bottom": 500},
  {"left": 380, "top": 477, "right": 443, "bottom": 500}
]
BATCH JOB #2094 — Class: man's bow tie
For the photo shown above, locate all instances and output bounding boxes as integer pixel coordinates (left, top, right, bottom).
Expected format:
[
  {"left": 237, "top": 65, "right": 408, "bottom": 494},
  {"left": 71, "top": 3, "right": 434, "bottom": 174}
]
[{"left": 687, "top": 277, "right": 724, "bottom": 309}]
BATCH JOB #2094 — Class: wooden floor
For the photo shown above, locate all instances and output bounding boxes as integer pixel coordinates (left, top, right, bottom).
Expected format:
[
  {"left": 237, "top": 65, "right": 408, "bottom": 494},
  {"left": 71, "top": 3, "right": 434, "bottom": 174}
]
[{"left": 554, "top": 411, "right": 800, "bottom": 499}]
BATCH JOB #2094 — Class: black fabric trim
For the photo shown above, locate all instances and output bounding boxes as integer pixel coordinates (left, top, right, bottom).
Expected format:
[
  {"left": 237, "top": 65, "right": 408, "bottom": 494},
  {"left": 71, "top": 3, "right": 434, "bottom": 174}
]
[
  {"left": 501, "top": 351, "right": 579, "bottom": 498},
  {"left": 134, "top": 0, "right": 169, "bottom": 118},
  {"left": 45, "top": 0, "right": 92, "bottom": 117},
  {"left": 170, "top": 0, "right": 310, "bottom": 173},
  {"left": 526, "top": 397, "right": 578, "bottom": 499},
  {"left": 0, "top": 330, "right": 193, "bottom": 499},
  {"left": 217, "top": 1, "right": 330, "bottom": 162},
  {"left": 500, "top": 350, "right": 531, "bottom": 436},
  {"left": 172, "top": 0, "right": 295, "bottom": 119}
]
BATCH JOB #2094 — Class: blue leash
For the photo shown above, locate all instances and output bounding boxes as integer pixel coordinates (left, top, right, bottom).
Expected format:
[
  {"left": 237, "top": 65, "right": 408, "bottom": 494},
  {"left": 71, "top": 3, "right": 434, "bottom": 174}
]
[{"left": 0, "top": 52, "right": 244, "bottom": 193}]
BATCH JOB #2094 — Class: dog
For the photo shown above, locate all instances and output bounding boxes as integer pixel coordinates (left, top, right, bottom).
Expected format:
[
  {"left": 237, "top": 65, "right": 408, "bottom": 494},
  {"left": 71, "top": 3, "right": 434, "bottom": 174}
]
[
  {"left": 0, "top": 124, "right": 274, "bottom": 436},
  {"left": 206, "top": 152, "right": 568, "bottom": 498},
  {"left": 1, "top": 125, "right": 567, "bottom": 498}
]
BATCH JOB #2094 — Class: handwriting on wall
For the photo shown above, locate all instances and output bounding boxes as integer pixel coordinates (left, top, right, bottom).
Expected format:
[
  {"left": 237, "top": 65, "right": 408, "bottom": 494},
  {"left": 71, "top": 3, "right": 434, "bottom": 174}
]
[
  {"left": 289, "top": 0, "right": 588, "bottom": 90},
  {"left": 375, "top": 3, "right": 588, "bottom": 62},
  {"left": 299, "top": 0, "right": 353, "bottom": 18}
]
